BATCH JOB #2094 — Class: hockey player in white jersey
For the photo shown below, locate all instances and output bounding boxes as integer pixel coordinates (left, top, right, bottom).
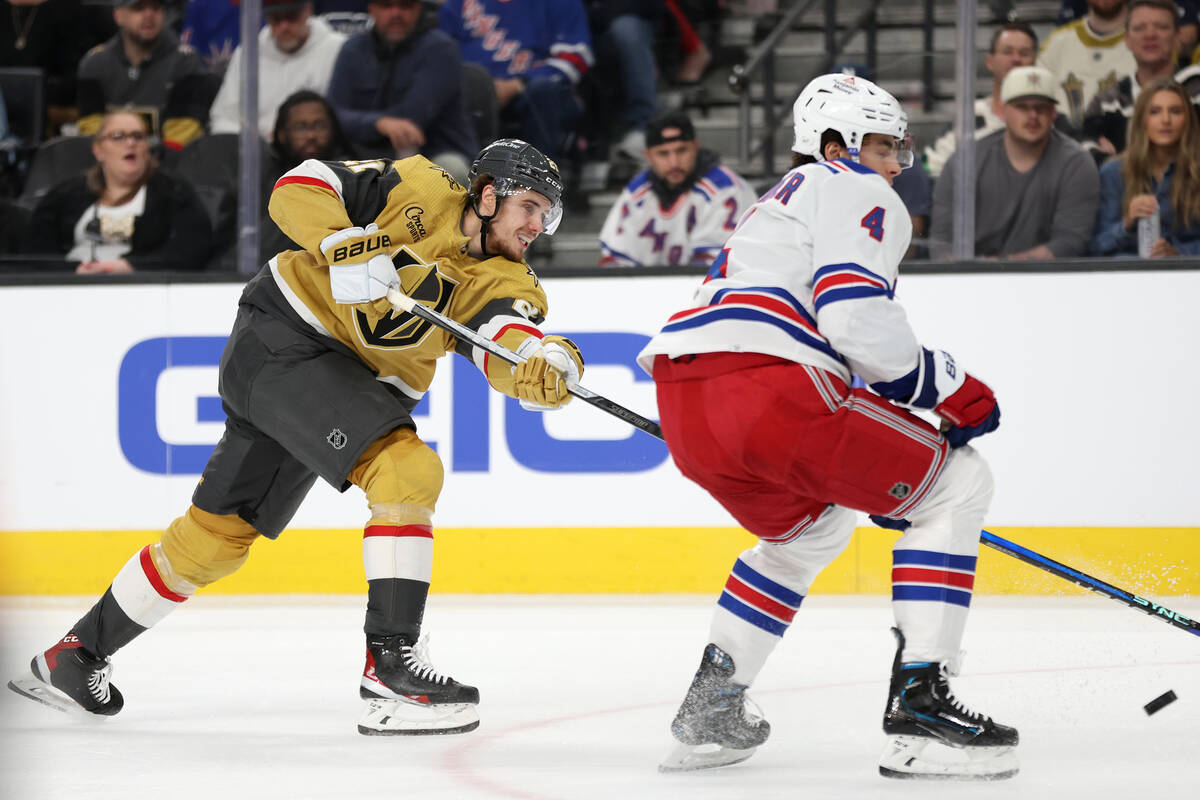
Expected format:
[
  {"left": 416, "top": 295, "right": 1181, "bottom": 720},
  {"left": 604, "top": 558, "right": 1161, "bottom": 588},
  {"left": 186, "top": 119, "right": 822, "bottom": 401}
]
[
  {"left": 598, "top": 110, "right": 757, "bottom": 267},
  {"left": 638, "top": 74, "right": 1017, "bottom": 779}
]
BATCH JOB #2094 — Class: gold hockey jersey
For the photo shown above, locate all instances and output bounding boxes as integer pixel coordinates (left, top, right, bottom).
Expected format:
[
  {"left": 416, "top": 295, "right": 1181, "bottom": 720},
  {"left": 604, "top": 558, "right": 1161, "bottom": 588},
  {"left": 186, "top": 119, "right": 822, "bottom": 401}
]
[{"left": 267, "top": 155, "right": 550, "bottom": 402}]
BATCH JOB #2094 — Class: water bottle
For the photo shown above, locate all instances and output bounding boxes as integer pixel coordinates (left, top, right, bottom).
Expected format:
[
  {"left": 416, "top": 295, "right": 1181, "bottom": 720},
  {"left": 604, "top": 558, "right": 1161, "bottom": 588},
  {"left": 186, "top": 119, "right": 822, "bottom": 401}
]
[{"left": 1138, "top": 204, "right": 1161, "bottom": 258}]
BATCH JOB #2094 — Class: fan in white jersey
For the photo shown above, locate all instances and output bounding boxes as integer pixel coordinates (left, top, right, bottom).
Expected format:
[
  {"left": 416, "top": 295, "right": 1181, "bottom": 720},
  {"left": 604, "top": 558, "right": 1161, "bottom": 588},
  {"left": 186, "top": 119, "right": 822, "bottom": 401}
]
[
  {"left": 639, "top": 73, "right": 1017, "bottom": 781},
  {"left": 598, "top": 109, "right": 757, "bottom": 267}
]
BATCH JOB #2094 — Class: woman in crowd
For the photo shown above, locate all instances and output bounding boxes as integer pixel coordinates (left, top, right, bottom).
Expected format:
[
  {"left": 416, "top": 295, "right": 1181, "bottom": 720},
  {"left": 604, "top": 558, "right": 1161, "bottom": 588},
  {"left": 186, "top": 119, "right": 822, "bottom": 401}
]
[
  {"left": 26, "top": 109, "right": 212, "bottom": 272},
  {"left": 1090, "top": 78, "right": 1200, "bottom": 257}
]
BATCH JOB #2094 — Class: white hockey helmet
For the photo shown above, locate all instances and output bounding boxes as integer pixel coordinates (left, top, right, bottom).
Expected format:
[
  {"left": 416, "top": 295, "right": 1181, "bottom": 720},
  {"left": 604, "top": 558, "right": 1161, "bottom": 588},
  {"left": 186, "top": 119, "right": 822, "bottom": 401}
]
[{"left": 791, "top": 73, "right": 912, "bottom": 167}]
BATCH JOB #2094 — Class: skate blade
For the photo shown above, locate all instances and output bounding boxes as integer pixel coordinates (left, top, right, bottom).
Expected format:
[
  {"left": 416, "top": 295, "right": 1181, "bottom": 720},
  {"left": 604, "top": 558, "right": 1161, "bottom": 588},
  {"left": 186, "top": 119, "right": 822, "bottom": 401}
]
[
  {"left": 6, "top": 674, "right": 106, "bottom": 720},
  {"left": 357, "top": 698, "right": 480, "bottom": 736},
  {"left": 879, "top": 735, "right": 1018, "bottom": 781},
  {"left": 658, "top": 741, "right": 757, "bottom": 773}
]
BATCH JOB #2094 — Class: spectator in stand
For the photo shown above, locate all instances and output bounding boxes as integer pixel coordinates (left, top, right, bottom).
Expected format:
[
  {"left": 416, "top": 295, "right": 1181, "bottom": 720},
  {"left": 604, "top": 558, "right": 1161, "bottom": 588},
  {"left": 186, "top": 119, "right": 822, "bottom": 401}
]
[
  {"left": 1039, "top": 0, "right": 1137, "bottom": 130},
  {"left": 925, "top": 21, "right": 1038, "bottom": 177},
  {"left": 25, "top": 109, "right": 212, "bottom": 272},
  {"left": 1, "top": 0, "right": 116, "bottom": 137},
  {"left": 329, "top": 0, "right": 475, "bottom": 182},
  {"left": 588, "top": 1, "right": 664, "bottom": 162},
  {"left": 1057, "top": 0, "right": 1199, "bottom": 63},
  {"left": 1090, "top": 78, "right": 1200, "bottom": 254},
  {"left": 931, "top": 66, "right": 1100, "bottom": 260},
  {"left": 1081, "top": 0, "right": 1200, "bottom": 158},
  {"left": 259, "top": 89, "right": 358, "bottom": 260},
  {"left": 598, "top": 109, "right": 755, "bottom": 267},
  {"left": 180, "top": 0, "right": 239, "bottom": 74},
  {"left": 76, "top": 0, "right": 212, "bottom": 152},
  {"left": 664, "top": 0, "right": 712, "bottom": 84},
  {"left": 439, "top": 0, "right": 593, "bottom": 164},
  {"left": 209, "top": 0, "right": 345, "bottom": 138}
]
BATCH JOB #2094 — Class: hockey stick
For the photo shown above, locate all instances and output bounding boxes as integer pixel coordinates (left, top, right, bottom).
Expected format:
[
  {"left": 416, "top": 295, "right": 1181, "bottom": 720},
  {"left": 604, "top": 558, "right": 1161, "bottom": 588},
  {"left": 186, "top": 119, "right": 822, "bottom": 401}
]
[
  {"left": 382, "top": 285, "right": 664, "bottom": 440},
  {"left": 980, "top": 529, "right": 1200, "bottom": 638}
]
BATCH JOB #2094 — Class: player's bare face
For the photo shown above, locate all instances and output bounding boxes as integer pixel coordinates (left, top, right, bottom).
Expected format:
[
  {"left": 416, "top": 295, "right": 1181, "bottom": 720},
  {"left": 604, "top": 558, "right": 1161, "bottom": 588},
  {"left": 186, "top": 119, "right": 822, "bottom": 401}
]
[
  {"left": 856, "top": 134, "right": 904, "bottom": 185},
  {"left": 1006, "top": 99, "right": 1056, "bottom": 144},
  {"left": 371, "top": 0, "right": 423, "bottom": 44},
  {"left": 1145, "top": 90, "right": 1187, "bottom": 149},
  {"left": 986, "top": 31, "right": 1036, "bottom": 80},
  {"left": 646, "top": 137, "right": 699, "bottom": 189},
  {"left": 282, "top": 102, "right": 334, "bottom": 160},
  {"left": 1126, "top": 8, "right": 1175, "bottom": 66},
  {"left": 117, "top": 2, "right": 165, "bottom": 47},
  {"left": 489, "top": 190, "right": 551, "bottom": 260},
  {"left": 268, "top": 8, "right": 312, "bottom": 54}
]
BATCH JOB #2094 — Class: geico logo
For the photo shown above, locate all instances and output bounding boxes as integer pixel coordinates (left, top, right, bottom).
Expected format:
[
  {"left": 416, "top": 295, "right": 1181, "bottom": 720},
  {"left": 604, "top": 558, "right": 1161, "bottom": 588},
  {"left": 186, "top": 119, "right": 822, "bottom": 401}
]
[
  {"left": 117, "top": 333, "right": 667, "bottom": 475},
  {"left": 333, "top": 234, "right": 391, "bottom": 261}
]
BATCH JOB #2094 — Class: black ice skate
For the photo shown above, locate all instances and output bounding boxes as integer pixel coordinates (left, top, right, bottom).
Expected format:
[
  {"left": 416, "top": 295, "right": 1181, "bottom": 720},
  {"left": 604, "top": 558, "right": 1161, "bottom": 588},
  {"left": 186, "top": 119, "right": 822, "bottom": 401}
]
[
  {"left": 357, "top": 632, "right": 479, "bottom": 736},
  {"left": 7, "top": 632, "right": 124, "bottom": 717},
  {"left": 658, "top": 643, "right": 770, "bottom": 772},
  {"left": 879, "top": 628, "right": 1018, "bottom": 780}
]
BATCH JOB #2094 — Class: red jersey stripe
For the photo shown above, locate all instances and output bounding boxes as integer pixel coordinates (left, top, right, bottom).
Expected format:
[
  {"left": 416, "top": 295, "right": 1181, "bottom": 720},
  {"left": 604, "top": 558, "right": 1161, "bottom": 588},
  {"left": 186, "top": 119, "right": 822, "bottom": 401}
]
[
  {"left": 891, "top": 566, "right": 975, "bottom": 590},
  {"left": 724, "top": 575, "right": 800, "bottom": 622}
]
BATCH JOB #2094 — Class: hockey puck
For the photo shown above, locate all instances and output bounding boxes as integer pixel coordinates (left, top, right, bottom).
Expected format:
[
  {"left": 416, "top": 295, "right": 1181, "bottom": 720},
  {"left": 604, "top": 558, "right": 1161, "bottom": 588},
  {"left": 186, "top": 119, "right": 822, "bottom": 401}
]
[{"left": 1144, "top": 690, "right": 1177, "bottom": 715}]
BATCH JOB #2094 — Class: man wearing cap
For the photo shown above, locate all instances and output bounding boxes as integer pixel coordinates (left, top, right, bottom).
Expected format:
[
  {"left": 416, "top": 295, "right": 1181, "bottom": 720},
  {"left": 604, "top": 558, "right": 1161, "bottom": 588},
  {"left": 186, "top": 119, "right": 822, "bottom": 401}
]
[
  {"left": 209, "top": 1, "right": 346, "bottom": 139},
  {"left": 931, "top": 65, "right": 1100, "bottom": 260},
  {"left": 76, "top": 0, "right": 211, "bottom": 150},
  {"left": 598, "top": 109, "right": 756, "bottom": 267}
]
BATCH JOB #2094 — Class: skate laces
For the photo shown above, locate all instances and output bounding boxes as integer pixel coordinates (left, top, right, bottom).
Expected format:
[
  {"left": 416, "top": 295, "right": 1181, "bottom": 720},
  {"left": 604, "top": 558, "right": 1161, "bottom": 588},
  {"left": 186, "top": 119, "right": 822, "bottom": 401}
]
[
  {"left": 935, "top": 666, "right": 991, "bottom": 724},
  {"left": 87, "top": 660, "right": 114, "bottom": 704},
  {"left": 401, "top": 634, "right": 449, "bottom": 685}
]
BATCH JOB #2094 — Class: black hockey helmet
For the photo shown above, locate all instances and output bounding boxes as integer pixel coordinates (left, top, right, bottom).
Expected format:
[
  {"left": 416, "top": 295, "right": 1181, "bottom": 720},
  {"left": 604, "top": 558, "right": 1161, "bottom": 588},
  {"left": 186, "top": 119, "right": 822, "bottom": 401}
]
[{"left": 468, "top": 138, "right": 564, "bottom": 234}]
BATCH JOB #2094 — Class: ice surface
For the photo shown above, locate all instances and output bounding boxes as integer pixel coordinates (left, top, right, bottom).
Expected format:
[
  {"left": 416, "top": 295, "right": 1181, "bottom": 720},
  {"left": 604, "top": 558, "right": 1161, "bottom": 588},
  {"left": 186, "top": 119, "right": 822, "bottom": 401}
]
[{"left": 2, "top": 595, "right": 1197, "bottom": 800}]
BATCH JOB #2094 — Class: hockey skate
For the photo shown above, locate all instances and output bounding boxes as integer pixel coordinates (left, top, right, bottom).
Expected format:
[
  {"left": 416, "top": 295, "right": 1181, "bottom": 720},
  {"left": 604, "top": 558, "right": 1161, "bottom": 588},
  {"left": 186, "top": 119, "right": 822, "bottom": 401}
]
[
  {"left": 658, "top": 643, "right": 770, "bottom": 772},
  {"left": 7, "top": 632, "right": 124, "bottom": 717},
  {"left": 879, "top": 629, "right": 1018, "bottom": 780},
  {"left": 357, "top": 632, "right": 479, "bottom": 736}
]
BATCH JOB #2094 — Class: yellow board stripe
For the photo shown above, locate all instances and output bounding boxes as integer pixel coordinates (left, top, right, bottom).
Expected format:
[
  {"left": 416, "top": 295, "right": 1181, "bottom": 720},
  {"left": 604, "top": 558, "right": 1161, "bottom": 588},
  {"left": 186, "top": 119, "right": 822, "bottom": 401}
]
[{"left": 1, "top": 528, "right": 1196, "bottom": 595}]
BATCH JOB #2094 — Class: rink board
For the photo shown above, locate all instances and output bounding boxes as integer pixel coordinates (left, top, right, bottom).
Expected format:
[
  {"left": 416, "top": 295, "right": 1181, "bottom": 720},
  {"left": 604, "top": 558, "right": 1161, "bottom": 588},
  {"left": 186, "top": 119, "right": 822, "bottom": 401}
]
[
  {"left": 1, "top": 274, "right": 1197, "bottom": 596},
  {"left": 2, "top": 526, "right": 1196, "bottom": 595}
]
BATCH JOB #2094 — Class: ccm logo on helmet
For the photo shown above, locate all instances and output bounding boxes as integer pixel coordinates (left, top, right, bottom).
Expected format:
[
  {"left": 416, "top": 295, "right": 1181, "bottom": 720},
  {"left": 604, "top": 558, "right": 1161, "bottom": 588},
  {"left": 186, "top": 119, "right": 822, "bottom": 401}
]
[{"left": 333, "top": 234, "right": 391, "bottom": 262}]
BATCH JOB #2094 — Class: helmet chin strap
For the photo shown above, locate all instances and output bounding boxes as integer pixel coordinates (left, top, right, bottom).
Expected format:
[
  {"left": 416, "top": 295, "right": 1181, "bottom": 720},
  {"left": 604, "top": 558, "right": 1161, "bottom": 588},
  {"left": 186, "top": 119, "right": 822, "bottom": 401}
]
[{"left": 472, "top": 196, "right": 499, "bottom": 256}]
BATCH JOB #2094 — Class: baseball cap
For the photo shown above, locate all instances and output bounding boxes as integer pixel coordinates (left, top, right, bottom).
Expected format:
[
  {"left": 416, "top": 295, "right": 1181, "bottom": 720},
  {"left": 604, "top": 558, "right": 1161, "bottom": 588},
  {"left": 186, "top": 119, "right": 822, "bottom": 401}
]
[
  {"left": 645, "top": 110, "right": 696, "bottom": 148},
  {"left": 1000, "top": 65, "right": 1058, "bottom": 104}
]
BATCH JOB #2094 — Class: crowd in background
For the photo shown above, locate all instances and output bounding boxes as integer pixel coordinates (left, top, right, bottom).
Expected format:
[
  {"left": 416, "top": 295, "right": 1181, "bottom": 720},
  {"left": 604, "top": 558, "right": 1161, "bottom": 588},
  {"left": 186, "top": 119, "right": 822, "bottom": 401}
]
[{"left": 0, "top": 0, "right": 1197, "bottom": 271}]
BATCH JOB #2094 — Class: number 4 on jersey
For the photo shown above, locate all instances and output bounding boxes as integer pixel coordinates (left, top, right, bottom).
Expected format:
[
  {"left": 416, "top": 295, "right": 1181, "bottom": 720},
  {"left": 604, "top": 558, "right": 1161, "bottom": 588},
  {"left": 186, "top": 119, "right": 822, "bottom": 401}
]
[{"left": 861, "top": 206, "right": 885, "bottom": 242}]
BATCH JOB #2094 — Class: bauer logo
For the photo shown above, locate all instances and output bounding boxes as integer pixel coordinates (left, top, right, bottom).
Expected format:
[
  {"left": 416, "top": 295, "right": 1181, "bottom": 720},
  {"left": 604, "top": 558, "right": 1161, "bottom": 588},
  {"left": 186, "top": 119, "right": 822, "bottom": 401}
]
[{"left": 117, "top": 334, "right": 667, "bottom": 475}]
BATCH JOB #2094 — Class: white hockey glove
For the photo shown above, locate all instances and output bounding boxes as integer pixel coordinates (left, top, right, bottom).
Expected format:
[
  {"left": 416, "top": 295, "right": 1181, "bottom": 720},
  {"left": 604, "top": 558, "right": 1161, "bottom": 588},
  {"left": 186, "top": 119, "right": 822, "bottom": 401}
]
[
  {"left": 320, "top": 223, "right": 396, "bottom": 304},
  {"left": 512, "top": 335, "right": 584, "bottom": 411}
]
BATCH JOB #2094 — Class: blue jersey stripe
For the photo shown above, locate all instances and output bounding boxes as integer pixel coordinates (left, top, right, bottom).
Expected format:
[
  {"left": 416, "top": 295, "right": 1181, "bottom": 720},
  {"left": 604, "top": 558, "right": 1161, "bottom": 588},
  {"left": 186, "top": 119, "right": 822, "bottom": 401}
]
[
  {"left": 599, "top": 242, "right": 643, "bottom": 267},
  {"left": 662, "top": 306, "right": 844, "bottom": 363},
  {"left": 813, "top": 284, "right": 891, "bottom": 312},
  {"left": 731, "top": 559, "right": 805, "bottom": 607},
  {"left": 892, "top": 585, "right": 974, "bottom": 608},
  {"left": 709, "top": 285, "right": 809, "bottom": 319},
  {"left": 893, "top": 549, "right": 977, "bottom": 572},
  {"left": 718, "top": 591, "right": 789, "bottom": 636},
  {"left": 814, "top": 262, "right": 891, "bottom": 290}
]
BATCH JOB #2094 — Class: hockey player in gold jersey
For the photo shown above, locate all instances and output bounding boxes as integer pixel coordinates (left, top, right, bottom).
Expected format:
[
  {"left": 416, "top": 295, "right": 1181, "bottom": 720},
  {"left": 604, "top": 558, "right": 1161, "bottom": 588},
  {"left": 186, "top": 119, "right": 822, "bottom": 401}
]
[{"left": 7, "top": 140, "right": 584, "bottom": 736}]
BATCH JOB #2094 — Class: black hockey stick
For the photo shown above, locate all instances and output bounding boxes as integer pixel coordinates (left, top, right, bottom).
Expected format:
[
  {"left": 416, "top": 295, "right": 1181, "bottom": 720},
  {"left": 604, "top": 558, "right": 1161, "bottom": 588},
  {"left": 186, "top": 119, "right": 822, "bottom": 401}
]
[
  {"left": 382, "top": 285, "right": 664, "bottom": 440},
  {"left": 981, "top": 529, "right": 1200, "bottom": 638}
]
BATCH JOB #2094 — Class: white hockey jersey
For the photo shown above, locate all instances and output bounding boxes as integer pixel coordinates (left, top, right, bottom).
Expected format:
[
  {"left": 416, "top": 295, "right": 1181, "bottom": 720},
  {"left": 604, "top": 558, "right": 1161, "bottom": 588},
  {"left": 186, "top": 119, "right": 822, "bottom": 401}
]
[
  {"left": 598, "top": 160, "right": 757, "bottom": 267},
  {"left": 1038, "top": 19, "right": 1135, "bottom": 128},
  {"left": 636, "top": 158, "right": 920, "bottom": 387}
]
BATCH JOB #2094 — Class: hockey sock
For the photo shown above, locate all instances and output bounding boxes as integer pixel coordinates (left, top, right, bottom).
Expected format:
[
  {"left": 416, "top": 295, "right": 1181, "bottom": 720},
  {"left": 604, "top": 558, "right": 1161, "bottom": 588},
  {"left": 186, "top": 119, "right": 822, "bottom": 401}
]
[
  {"left": 710, "top": 557, "right": 804, "bottom": 685},
  {"left": 362, "top": 523, "right": 432, "bottom": 637},
  {"left": 73, "top": 545, "right": 193, "bottom": 658},
  {"left": 891, "top": 547, "right": 975, "bottom": 663}
]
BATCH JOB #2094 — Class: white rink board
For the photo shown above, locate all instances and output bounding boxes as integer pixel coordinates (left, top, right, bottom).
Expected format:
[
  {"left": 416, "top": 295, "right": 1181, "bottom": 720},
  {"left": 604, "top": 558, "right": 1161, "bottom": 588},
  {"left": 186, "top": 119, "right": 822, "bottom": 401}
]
[{"left": 0, "top": 271, "right": 1197, "bottom": 531}]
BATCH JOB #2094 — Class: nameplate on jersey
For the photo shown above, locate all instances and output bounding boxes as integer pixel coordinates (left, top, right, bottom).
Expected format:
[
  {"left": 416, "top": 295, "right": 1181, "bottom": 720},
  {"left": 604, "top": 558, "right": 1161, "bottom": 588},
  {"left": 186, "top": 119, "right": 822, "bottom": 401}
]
[{"left": 355, "top": 247, "right": 458, "bottom": 349}]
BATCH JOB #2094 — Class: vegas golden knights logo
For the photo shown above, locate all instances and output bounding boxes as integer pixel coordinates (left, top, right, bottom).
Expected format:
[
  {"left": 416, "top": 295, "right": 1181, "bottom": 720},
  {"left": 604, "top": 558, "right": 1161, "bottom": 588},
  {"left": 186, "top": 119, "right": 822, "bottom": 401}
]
[{"left": 356, "top": 247, "right": 458, "bottom": 349}]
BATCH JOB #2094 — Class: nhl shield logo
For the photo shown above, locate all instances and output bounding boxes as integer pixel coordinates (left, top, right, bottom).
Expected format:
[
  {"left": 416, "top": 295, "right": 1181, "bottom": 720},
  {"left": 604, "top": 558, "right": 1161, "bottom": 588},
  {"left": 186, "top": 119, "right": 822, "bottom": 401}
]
[
  {"left": 326, "top": 428, "right": 348, "bottom": 450},
  {"left": 888, "top": 481, "right": 912, "bottom": 500}
]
